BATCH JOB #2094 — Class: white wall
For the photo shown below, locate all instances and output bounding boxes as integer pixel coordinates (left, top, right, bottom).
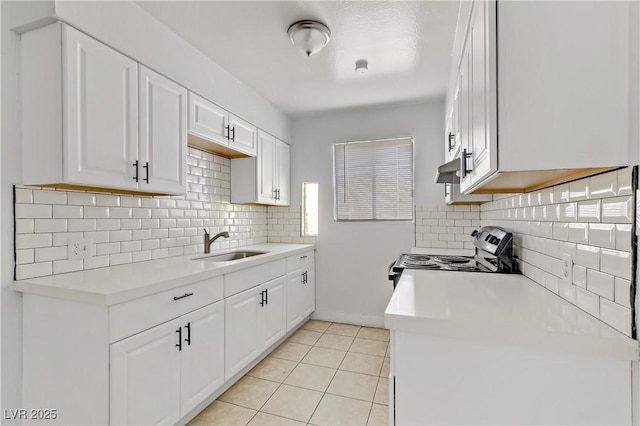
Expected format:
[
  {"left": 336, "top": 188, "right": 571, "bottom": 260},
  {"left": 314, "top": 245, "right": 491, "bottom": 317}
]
[
  {"left": 2, "top": 2, "right": 22, "bottom": 417},
  {"left": 291, "top": 100, "right": 445, "bottom": 326}
]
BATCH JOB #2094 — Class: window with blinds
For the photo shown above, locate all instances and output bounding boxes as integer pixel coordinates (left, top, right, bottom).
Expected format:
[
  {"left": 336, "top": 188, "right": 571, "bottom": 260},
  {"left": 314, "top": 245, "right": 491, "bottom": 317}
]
[{"left": 333, "top": 137, "right": 414, "bottom": 221}]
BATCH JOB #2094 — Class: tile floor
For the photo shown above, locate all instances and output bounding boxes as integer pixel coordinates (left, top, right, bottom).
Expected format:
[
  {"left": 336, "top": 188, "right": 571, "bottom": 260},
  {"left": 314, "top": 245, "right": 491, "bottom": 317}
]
[{"left": 189, "top": 320, "right": 391, "bottom": 426}]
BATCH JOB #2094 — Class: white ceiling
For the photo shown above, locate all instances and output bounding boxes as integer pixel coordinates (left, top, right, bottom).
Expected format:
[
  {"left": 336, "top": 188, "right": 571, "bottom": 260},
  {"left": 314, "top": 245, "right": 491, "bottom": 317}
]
[{"left": 136, "top": 1, "right": 460, "bottom": 117}]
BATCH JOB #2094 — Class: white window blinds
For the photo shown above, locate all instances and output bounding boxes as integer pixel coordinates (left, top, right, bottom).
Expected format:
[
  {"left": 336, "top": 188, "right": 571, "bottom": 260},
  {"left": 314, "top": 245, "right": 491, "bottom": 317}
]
[{"left": 333, "top": 137, "right": 414, "bottom": 221}]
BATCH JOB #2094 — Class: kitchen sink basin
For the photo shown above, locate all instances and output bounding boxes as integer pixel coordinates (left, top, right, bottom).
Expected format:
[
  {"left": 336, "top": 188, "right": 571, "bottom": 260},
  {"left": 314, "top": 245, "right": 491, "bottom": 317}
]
[{"left": 194, "top": 250, "right": 267, "bottom": 262}]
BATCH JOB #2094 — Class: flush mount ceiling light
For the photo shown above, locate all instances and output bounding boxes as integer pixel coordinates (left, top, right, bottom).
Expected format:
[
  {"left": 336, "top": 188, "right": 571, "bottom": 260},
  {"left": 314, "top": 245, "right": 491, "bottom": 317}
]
[
  {"left": 287, "top": 20, "right": 331, "bottom": 57},
  {"left": 355, "top": 59, "right": 369, "bottom": 74}
]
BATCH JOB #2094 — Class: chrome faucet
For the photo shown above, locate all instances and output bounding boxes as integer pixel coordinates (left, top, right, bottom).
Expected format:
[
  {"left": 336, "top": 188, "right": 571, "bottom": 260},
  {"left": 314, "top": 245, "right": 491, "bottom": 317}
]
[{"left": 203, "top": 229, "right": 230, "bottom": 254}]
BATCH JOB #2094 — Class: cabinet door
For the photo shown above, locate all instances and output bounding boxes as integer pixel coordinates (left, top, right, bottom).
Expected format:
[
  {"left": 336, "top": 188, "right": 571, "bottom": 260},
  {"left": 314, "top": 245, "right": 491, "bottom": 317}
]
[
  {"left": 262, "top": 277, "right": 287, "bottom": 349},
  {"left": 229, "top": 114, "right": 257, "bottom": 156},
  {"left": 275, "top": 140, "right": 290, "bottom": 206},
  {"left": 63, "top": 25, "right": 138, "bottom": 191},
  {"left": 139, "top": 66, "right": 187, "bottom": 195},
  {"left": 257, "top": 131, "right": 277, "bottom": 204},
  {"left": 225, "top": 287, "right": 261, "bottom": 380},
  {"left": 180, "top": 301, "right": 225, "bottom": 417},
  {"left": 188, "top": 92, "right": 229, "bottom": 146},
  {"left": 286, "top": 267, "right": 315, "bottom": 331},
  {"left": 459, "top": 40, "right": 474, "bottom": 192},
  {"left": 468, "top": 0, "right": 497, "bottom": 187},
  {"left": 110, "top": 318, "right": 181, "bottom": 425}
]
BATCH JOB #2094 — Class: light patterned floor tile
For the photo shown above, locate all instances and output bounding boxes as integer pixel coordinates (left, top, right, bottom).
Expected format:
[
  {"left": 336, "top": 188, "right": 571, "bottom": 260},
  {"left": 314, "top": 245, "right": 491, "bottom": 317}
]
[
  {"left": 326, "top": 370, "right": 378, "bottom": 402},
  {"left": 218, "top": 376, "right": 279, "bottom": 410},
  {"left": 325, "top": 323, "right": 361, "bottom": 337},
  {"left": 374, "top": 378, "right": 389, "bottom": 405},
  {"left": 301, "top": 346, "right": 347, "bottom": 369},
  {"left": 270, "top": 342, "right": 312, "bottom": 362},
  {"left": 349, "top": 338, "right": 387, "bottom": 356},
  {"left": 247, "top": 412, "right": 306, "bottom": 426},
  {"left": 315, "top": 333, "right": 354, "bottom": 351},
  {"left": 188, "top": 401, "right": 256, "bottom": 426},
  {"left": 339, "top": 352, "right": 383, "bottom": 376},
  {"left": 247, "top": 356, "right": 298, "bottom": 383},
  {"left": 283, "top": 363, "right": 336, "bottom": 392},
  {"left": 380, "top": 357, "right": 390, "bottom": 377},
  {"left": 367, "top": 404, "right": 390, "bottom": 426},
  {"left": 301, "top": 320, "right": 332, "bottom": 332},
  {"left": 261, "top": 384, "right": 323, "bottom": 422},
  {"left": 356, "top": 327, "right": 390, "bottom": 342},
  {"left": 287, "top": 329, "right": 323, "bottom": 345},
  {"left": 309, "top": 394, "right": 371, "bottom": 426}
]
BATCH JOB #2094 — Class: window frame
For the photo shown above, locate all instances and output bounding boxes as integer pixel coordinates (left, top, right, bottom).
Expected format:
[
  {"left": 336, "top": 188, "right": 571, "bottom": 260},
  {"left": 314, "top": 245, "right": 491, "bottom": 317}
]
[{"left": 332, "top": 136, "right": 415, "bottom": 222}]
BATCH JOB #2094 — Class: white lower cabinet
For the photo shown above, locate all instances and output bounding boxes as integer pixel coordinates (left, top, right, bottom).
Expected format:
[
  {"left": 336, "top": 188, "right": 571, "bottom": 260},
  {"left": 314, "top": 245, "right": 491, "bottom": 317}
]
[
  {"left": 110, "top": 300, "right": 224, "bottom": 425},
  {"left": 20, "top": 251, "right": 315, "bottom": 426},
  {"left": 225, "top": 276, "right": 287, "bottom": 380},
  {"left": 287, "top": 266, "right": 315, "bottom": 331}
]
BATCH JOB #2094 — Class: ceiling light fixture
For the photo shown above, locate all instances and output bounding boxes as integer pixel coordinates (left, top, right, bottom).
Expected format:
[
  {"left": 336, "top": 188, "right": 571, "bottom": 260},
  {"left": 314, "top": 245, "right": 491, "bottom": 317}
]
[
  {"left": 355, "top": 59, "right": 369, "bottom": 74},
  {"left": 287, "top": 20, "right": 331, "bottom": 57}
]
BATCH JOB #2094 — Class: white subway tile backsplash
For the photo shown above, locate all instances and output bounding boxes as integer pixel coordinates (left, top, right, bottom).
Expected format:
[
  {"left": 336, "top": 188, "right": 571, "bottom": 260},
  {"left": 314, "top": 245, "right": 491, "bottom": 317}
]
[
  {"left": 614, "top": 277, "right": 632, "bottom": 308},
  {"left": 33, "top": 190, "right": 67, "bottom": 205},
  {"left": 574, "top": 244, "right": 599, "bottom": 269},
  {"left": 53, "top": 259, "right": 83, "bottom": 274},
  {"left": 575, "top": 287, "right": 600, "bottom": 317},
  {"left": 15, "top": 219, "right": 34, "bottom": 234},
  {"left": 600, "top": 298, "right": 631, "bottom": 337},
  {"left": 586, "top": 269, "right": 614, "bottom": 300},
  {"left": 16, "top": 204, "right": 52, "bottom": 219},
  {"left": 16, "top": 249, "right": 34, "bottom": 264},
  {"left": 34, "top": 246, "right": 67, "bottom": 262},
  {"left": 14, "top": 149, "right": 273, "bottom": 280},
  {"left": 614, "top": 224, "right": 632, "bottom": 252},
  {"left": 577, "top": 200, "right": 601, "bottom": 222},
  {"left": 600, "top": 249, "right": 632, "bottom": 280},
  {"left": 588, "top": 223, "right": 616, "bottom": 249},
  {"left": 572, "top": 265, "right": 587, "bottom": 288},
  {"left": 617, "top": 167, "right": 633, "bottom": 196},
  {"left": 589, "top": 173, "right": 617, "bottom": 199},
  {"left": 601, "top": 196, "right": 633, "bottom": 224},
  {"left": 16, "top": 233, "right": 52, "bottom": 249},
  {"left": 479, "top": 169, "right": 636, "bottom": 336},
  {"left": 68, "top": 193, "right": 97, "bottom": 206},
  {"left": 16, "top": 262, "right": 52, "bottom": 279},
  {"left": 568, "top": 223, "right": 588, "bottom": 244},
  {"left": 34, "top": 219, "right": 67, "bottom": 233}
]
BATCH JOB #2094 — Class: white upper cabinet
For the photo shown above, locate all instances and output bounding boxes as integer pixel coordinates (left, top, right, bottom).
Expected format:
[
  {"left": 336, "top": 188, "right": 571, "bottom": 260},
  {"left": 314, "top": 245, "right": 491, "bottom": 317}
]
[
  {"left": 448, "top": 0, "right": 629, "bottom": 194},
  {"left": 63, "top": 25, "right": 139, "bottom": 192},
  {"left": 231, "top": 130, "right": 290, "bottom": 206},
  {"left": 257, "top": 131, "right": 277, "bottom": 203},
  {"left": 228, "top": 114, "right": 257, "bottom": 156},
  {"left": 188, "top": 92, "right": 229, "bottom": 147},
  {"left": 139, "top": 66, "right": 187, "bottom": 194},
  {"left": 21, "top": 23, "right": 187, "bottom": 195},
  {"left": 187, "top": 92, "right": 258, "bottom": 158}
]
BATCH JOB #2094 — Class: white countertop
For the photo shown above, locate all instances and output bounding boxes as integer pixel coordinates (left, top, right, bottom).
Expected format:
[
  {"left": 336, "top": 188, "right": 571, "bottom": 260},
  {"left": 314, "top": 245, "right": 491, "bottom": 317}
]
[
  {"left": 14, "top": 243, "right": 314, "bottom": 306},
  {"left": 385, "top": 269, "right": 639, "bottom": 361}
]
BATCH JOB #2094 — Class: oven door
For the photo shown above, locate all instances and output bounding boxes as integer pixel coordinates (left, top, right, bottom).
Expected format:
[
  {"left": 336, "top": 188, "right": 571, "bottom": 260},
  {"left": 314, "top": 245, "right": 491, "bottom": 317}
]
[{"left": 388, "top": 260, "right": 402, "bottom": 289}]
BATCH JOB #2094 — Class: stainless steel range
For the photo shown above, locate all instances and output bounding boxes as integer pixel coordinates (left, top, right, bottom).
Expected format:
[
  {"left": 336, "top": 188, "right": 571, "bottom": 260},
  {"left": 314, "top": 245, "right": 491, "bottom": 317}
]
[{"left": 388, "top": 226, "right": 517, "bottom": 289}]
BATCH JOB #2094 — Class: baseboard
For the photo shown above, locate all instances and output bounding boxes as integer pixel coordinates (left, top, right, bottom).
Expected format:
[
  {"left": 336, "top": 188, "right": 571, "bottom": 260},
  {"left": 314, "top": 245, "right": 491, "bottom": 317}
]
[{"left": 311, "top": 310, "right": 386, "bottom": 328}]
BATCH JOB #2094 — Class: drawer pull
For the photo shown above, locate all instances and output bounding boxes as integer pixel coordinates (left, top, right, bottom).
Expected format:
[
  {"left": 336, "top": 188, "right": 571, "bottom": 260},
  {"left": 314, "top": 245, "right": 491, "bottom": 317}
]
[
  {"left": 300, "top": 255, "right": 308, "bottom": 259},
  {"left": 173, "top": 292, "right": 194, "bottom": 301}
]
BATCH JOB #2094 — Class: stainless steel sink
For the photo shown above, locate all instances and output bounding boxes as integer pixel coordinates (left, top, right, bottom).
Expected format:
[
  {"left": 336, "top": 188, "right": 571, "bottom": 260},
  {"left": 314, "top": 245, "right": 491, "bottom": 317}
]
[{"left": 193, "top": 250, "right": 267, "bottom": 262}]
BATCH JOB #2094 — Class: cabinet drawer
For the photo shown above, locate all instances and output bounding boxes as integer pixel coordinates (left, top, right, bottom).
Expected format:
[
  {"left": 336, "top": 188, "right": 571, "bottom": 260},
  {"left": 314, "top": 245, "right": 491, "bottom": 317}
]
[
  {"left": 286, "top": 251, "right": 314, "bottom": 273},
  {"left": 109, "top": 277, "right": 223, "bottom": 343},
  {"left": 224, "top": 259, "right": 285, "bottom": 298}
]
